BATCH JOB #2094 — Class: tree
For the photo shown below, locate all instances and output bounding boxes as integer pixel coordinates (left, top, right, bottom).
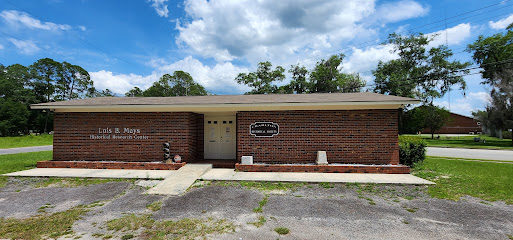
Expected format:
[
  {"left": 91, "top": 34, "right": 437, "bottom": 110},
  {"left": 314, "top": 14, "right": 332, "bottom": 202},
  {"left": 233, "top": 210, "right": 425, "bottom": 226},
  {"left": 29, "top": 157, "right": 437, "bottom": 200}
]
[
  {"left": 30, "top": 58, "right": 61, "bottom": 103},
  {"left": 143, "top": 71, "right": 209, "bottom": 97},
  {"left": 54, "top": 62, "right": 93, "bottom": 101},
  {"left": 309, "top": 54, "right": 365, "bottom": 93},
  {"left": 373, "top": 33, "right": 471, "bottom": 104},
  {"left": 285, "top": 64, "right": 310, "bottom": 94},
  {"left": 467, "top": 23, "right": 513, "bottom": 144},
  {"left": 337, "top": 72, "right": 366, "bottom": 93},
  {"left": 125, "top": 87, "right": 144, "bottom": 97},
  {"left": 310, "top": 54, "right": 344, "bottom": 93},
  {"left": 235, "top": 61, "right": 285, "bottom": 94},
  {"left": 420, "top": 104, "right": 452, "bottom": 139},
  {"left": 0, "top": 64, "right": 33, "bottom": 135}
]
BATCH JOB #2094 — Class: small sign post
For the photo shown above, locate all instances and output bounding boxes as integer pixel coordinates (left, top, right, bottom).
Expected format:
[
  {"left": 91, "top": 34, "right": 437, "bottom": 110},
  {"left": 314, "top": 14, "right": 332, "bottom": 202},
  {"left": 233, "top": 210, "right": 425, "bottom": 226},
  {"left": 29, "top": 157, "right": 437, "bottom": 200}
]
[{"left": 250, "top": 122, "right": 279, "bottom": 137}]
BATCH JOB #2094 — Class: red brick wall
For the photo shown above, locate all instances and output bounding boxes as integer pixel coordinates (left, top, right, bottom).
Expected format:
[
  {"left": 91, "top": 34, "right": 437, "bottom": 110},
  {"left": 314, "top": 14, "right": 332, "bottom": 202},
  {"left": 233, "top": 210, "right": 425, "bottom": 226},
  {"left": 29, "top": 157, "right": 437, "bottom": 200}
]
[
  {"left": 236, "top": 110, "right": 399, "bottom": 165},
  {"left": 53, "top": 112, "right": 200, "bottom": 162}
]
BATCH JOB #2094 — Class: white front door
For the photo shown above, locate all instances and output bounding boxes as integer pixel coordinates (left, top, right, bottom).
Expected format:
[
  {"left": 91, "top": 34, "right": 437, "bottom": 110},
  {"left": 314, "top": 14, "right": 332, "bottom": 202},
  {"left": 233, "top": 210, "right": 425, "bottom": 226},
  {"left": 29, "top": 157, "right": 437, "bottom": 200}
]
[{"left": 204, "top": 116, "right": 236, "bottom": 159}]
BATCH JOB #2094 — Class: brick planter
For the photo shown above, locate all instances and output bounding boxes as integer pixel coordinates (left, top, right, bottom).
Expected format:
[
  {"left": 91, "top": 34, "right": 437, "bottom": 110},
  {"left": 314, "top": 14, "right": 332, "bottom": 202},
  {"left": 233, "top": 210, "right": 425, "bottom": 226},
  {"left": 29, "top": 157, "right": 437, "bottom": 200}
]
[
  {"left": 37, "top": 161, "right": 185, "bottom": 170},
  {"left": 235, "top": 163, "right": 410, "bottom": 174}
]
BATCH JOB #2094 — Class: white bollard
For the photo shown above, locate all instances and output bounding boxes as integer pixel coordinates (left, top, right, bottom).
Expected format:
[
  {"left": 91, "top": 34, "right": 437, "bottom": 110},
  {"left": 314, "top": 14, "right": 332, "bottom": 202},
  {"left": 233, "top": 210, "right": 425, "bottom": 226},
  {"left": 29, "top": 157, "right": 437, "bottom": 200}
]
[
  {"left": 316, "top": 151, "right": 328, "bottom": 165},
  {"left": 241, "top": 156, "right": 253, "bottom": 165}
]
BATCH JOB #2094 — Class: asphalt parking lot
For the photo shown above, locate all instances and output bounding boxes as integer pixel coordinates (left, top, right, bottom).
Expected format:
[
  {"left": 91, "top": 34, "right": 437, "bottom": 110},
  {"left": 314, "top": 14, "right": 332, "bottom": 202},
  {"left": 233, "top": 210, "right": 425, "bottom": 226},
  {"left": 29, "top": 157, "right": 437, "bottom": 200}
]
[{"left": 0, "top": 178, "right": 512, "bottom": 240}]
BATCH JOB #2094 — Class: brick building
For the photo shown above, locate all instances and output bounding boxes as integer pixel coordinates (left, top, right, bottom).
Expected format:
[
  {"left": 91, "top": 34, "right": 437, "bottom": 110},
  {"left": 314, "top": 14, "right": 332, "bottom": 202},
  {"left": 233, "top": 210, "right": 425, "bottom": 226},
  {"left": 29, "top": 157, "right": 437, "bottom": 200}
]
[
  {"left": 32, "top": 92, "right": 419, "bottom": 173},
  {"left": 422, "top": 112, "right": 482, "bottom": 134}
]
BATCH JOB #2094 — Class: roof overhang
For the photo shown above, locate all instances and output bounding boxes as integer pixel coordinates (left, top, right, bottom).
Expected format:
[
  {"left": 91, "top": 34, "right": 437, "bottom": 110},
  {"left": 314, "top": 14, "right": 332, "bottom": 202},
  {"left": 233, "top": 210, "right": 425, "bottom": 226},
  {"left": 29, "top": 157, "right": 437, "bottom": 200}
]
[{"left": 31, "top": 101, "right": 417, "bottom": 113}]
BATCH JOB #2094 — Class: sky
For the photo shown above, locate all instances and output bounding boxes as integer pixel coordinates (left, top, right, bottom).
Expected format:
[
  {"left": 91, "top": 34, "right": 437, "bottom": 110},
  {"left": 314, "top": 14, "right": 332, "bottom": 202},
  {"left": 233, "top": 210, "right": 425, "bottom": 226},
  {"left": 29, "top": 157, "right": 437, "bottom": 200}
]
[{"left": 1, "top": 0, "right": 512, "bottom": 117}]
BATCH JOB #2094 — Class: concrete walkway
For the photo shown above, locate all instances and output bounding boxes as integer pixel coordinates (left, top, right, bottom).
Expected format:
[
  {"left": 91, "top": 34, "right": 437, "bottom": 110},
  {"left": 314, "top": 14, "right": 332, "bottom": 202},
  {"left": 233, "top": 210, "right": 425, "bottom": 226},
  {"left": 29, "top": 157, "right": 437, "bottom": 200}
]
[
  {"left": 4, "top": 165, "right": 434, "bottom": 196},
  {"left": 200, "top": 169, "right": 434, "bottom": 184},
  {"left": 427, "top": 147, "right": 513, "bottom": 161},
  {"left": 0, "top": 145, "right": 53, "bottom": 155},
  {"left": 146, "top": 164, "right": 212, "bottom": 195},
  {"left": 3, "top": 168, "right": 175, "bottom": 179}
]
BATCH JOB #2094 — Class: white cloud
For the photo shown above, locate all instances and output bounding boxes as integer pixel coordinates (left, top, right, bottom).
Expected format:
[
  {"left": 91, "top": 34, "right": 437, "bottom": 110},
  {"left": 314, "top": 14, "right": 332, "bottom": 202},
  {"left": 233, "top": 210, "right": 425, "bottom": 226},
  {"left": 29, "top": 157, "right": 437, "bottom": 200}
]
[
  {"left": 176, "top": 0, "right": 378, "bottom": 63},
  {"left": 489, "top": 14, "right": 513, "bottom": 30},
  {"left": 0, "top": 10, "right": 71, "bottom": 31},
  {"left": 147, "top": 0, "right": 169, "bottom": 17},
  {"left": 468, "top": 91, "right": 491, "bottom": 104},
  {"left": 434, "top": 91, "right": 490, "bottom": 117},
  {"left": 8, "top": 38, "right": 40, "bottom": 54},
  {"left": 78, "top": 25, "right": 87, "bottom": 31},
  {"left": 376, "top": 0, "right": 429, "bottom": 23},
  {"left": 90, "top": 71, "right": 159, "bottom": 96},
  {"left": 342, "top": 44, "right": 398, "bottom": 82},
  {"left": 0, "top": 44, "right": 4, "bottom": 50},
  {"left": 90, "top": 56, "right": 251, "bottom": 95},
  {"left": 157, "top": 56, "right": 251, "bottom": 94},
  {"left": 428, "top": 23, "right": 472, "bottom": 47}
]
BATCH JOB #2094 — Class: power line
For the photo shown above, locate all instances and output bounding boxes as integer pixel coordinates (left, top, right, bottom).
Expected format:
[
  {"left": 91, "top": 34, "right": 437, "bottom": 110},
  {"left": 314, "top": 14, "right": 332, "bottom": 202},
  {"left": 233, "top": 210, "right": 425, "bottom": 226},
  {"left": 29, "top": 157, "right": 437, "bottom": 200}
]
[{"left": 364, "top": 58, "right": 513, "bottom": 89}]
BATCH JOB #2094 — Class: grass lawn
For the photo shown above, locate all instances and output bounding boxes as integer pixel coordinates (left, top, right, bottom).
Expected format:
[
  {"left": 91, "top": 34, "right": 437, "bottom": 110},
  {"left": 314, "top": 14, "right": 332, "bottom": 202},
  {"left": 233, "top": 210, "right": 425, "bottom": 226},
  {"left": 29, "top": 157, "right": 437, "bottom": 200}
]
[
  {"left": 0, "top": 134, "right": 53, "bottom": 149},
  {"left": 0, "top": 151, "right": 53, "bottom": 187},
  {"left": 413, "top": 156, "right": 513, "bottom": 204},
  {"left": 403, "top": 134, "right": 513, "bottom": 149}
]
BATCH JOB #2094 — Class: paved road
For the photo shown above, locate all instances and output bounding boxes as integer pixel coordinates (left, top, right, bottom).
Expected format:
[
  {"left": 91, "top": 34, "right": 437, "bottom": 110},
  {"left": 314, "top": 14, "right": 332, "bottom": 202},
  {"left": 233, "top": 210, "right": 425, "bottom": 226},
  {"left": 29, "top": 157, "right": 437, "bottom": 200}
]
[
  {"left": 0, "top": 145, "right": 53, "bottom": 155},
  {"left": 427, "top": 147, "right": 513, "bottom": 161}
]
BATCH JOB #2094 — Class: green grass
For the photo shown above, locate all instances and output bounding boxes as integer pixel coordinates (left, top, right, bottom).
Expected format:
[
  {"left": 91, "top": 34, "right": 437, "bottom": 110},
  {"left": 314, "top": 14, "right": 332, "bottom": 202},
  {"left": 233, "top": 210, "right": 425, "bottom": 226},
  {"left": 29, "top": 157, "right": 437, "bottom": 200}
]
[
  {"left": 34, "top": 177, "right": 131, "bottom": 188},
  {"left": 0, "top": 151, "right": 53, "bottom": 187},
  {"left": 0, "top": 205, "right": 88, "bottom": 240},
  {"left": 0, "top": 134, "right": 53, "bottom": 149},
  {"left": 413, "top": 156, "right": 513, "bottom": 204},
  {"left": 403, "top": 134, "right": 513, "bottom": 149},
  {"left": 274, "top": 227, "right": 290, "bottom": 235}
]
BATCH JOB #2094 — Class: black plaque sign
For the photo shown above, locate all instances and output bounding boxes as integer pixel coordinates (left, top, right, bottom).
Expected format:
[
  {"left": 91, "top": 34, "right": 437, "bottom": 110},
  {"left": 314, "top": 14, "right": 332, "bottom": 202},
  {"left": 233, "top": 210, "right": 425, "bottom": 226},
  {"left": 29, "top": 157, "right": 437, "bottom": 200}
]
[{"left": 250, "top": 122, "right": 279, "bottom": 137}]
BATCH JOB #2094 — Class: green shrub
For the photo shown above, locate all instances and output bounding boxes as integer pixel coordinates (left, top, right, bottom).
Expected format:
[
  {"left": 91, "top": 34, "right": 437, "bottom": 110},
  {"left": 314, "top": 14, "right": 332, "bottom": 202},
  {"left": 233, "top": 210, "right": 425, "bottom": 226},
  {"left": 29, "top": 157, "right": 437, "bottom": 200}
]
[
  {"left": 503, "top": 131, "right": 512, "bottom": 139},
  {"left": 399, "top": 136, "right": 426, "bottom": 167}
]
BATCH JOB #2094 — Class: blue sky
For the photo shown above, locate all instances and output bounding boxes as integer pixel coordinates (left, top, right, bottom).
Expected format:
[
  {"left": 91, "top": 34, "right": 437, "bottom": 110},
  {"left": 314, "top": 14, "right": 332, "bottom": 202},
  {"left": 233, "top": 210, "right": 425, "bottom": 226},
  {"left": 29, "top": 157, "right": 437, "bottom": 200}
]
[{"left": 1, "top": 0, "right": 512, "bottom": 117}]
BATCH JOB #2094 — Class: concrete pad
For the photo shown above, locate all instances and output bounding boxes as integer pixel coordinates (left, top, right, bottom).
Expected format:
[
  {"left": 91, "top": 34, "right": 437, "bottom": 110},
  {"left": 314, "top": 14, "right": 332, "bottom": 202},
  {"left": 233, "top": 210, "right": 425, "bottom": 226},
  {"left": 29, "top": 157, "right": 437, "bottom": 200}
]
[
  {"left": 200, "top": 169, "right": 434, "bottom": 185},
  {"left": 3, "top": 168, "right": 175, "bottom": 179},
  {"left": 146, "top": 164, "right": 212, "bottom": 195},
  {"left": 199, "top": 168, "right": 236, "bottom": 180}
]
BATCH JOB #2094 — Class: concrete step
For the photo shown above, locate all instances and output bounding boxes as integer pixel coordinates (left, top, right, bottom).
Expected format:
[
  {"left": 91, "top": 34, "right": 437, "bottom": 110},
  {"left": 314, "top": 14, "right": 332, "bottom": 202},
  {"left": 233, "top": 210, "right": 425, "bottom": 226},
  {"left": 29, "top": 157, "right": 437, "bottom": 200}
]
[{"left": 146, "top": 164, "right": 213, "bottom": 195}]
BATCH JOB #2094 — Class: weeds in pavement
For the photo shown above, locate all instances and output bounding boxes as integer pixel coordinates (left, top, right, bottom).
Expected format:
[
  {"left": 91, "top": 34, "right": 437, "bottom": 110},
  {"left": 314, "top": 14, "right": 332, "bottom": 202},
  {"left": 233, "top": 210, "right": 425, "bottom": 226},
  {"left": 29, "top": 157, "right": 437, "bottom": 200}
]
[
  {"left": 106, "top": 214, "right": 154, "bottom": 232},
  {"left": 319, "top": 182, "right": 334, "bottom": 188},
  {"left": 146, "top": 201, "right": 162, "bottom": 212},
  {"left": 34, "top": 177, "right": 133, "bottom": 188},
  {"left": 248, "top": 215, "right": 266, "bottom": 228},
  {"left": 274, "top": 227, "right": 290, "bottom": 235},
  {"left": 215, "top": 181, "right": 306, "bottom": 192},
  {"left": 105, "top": 214, "right": 235, "bottom": 239},
  {"left": 253, "top": 194, "right": 269, "bottom": 213},
  {"left": 0, "top": 205, "right": 88, "bottom": 239}
]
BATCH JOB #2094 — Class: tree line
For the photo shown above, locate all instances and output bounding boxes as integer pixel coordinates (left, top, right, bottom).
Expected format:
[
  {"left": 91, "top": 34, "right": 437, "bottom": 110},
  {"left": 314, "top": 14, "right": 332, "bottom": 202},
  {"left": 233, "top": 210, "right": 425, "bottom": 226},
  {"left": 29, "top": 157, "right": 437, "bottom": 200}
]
[{"left": 0, "top": 58, "right": 102, "bottom": 136}]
